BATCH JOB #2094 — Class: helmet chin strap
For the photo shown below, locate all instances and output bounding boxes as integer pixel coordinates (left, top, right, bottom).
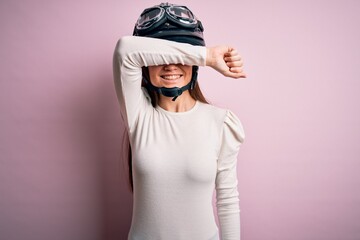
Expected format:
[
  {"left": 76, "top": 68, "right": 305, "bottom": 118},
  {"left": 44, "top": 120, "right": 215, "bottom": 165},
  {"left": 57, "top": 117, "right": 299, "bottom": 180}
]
[
  {"left": 144, "top": 66, "right": 198, "bottom": 101},
  {"left": 144, "top": 78, "right": 196, "bottom": 101}
]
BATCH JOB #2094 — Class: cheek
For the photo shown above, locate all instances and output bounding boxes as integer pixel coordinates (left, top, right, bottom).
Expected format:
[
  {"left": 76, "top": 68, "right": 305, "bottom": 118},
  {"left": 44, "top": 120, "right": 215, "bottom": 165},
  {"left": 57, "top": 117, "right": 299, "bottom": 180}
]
[{"left": 148, "top": 67, "right": 161, "bottom": 85}]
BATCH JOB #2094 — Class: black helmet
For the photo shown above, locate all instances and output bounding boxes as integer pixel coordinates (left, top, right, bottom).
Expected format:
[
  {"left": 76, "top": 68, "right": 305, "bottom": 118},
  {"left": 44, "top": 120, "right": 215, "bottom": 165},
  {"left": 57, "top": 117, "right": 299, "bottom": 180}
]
[{"left": 133, "top": 3, "right": 205, "bottom": 46}]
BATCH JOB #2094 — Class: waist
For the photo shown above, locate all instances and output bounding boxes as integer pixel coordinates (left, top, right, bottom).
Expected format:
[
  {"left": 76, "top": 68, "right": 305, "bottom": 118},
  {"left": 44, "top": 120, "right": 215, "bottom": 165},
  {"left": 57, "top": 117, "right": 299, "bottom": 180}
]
[{"left": 128, "top": 229, "right": 219, "bottom": 240}]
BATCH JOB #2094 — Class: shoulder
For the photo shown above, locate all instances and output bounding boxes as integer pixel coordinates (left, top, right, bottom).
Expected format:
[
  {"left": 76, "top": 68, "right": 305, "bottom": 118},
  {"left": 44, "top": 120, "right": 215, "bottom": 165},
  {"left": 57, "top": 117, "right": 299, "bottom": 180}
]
[
  {"left": 198, "top": 102, "right": 245, "bottom": 143},
  {"left": 197, "top": 102, "right": 241, "bottom": 121},
  {"left": 197, "top": 102, "right": 228, "bottom": 119}
]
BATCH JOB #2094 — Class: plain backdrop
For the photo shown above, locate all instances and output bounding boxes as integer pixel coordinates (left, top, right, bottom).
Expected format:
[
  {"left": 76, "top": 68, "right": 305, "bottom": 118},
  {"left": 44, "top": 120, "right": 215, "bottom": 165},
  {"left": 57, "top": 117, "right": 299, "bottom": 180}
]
[{"left": 1, "top": 0, "right": 359, "bottom": 240}]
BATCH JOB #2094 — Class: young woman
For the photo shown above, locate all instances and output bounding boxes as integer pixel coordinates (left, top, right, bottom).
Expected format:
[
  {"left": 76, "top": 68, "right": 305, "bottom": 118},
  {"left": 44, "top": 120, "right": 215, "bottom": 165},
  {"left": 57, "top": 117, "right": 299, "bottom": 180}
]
[{"left": 113, "top": 3, "right": 246, "bottom": 240}]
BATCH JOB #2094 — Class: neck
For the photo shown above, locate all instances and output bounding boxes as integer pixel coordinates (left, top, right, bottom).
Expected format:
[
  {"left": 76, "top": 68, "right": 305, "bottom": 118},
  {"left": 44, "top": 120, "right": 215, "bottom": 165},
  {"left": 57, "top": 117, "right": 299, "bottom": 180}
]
[{"left": 158, "top": 91, "right": 196, "bottom": 112}]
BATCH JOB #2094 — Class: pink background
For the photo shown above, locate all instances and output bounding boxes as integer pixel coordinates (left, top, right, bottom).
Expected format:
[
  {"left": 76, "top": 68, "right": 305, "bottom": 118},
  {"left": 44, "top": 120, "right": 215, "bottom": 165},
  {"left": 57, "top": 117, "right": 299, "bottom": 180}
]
[{"left": 1, "top": 0, "right": 359, "bottom": 239}]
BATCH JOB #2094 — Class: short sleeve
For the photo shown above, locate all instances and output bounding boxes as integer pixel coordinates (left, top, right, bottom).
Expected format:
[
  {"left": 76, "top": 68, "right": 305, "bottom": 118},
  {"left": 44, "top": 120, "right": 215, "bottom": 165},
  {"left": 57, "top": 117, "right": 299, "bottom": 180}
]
[{"left": 215, "top": 110, "right": 245, "bottom": 240}]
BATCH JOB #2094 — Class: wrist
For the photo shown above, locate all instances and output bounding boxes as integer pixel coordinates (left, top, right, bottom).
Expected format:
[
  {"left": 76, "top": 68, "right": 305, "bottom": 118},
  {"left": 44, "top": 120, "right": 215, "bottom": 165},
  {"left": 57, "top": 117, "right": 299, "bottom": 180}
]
[{"left": 206, "top": 47, "right": 214, "bottom": 67}]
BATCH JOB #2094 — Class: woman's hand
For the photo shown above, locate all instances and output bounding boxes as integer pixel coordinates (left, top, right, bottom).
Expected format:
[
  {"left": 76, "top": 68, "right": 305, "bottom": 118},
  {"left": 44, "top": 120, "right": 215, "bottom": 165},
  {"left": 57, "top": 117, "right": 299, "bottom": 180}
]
[{"left": 206, "top": 46, "right": 247, "bottom": 79}]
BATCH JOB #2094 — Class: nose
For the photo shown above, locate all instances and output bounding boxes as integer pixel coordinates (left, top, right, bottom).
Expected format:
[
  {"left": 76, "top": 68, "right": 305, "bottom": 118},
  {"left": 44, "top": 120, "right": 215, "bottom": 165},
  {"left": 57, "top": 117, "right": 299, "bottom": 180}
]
[{"left": 163, "top": 64, "right": 178, "bottom": 71}]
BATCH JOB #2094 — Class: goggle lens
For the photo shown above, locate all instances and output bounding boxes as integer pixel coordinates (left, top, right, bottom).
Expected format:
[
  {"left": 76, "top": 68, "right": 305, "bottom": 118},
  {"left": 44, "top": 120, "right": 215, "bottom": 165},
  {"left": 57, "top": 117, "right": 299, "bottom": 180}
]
[
  {"left": 137, "top": 8, "right": 163, "bottom": 28},
  {"left": 168, "top": 6, "right": 194, "bottom": 20}
]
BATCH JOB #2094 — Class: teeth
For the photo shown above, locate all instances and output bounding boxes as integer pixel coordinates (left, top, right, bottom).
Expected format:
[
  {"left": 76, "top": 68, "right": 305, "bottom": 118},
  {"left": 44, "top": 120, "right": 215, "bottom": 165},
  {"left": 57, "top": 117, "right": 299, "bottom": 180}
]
[{"left": 162, "top": 75, "right": 181, "bottom": 80}]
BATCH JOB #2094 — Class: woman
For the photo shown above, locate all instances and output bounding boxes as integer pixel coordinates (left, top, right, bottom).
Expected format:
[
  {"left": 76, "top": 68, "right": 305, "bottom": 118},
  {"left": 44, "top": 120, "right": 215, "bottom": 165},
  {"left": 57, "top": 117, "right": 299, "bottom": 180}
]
[{"left": 113, "top": 3, "right": 246, "bottom": 240}]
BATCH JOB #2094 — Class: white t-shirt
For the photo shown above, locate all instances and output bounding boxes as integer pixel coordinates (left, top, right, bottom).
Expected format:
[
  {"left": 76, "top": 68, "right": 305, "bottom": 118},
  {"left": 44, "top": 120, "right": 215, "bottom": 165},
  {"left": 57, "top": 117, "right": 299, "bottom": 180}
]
[{"left": 113, "top": 36, "right": 245, "bottom": 240}]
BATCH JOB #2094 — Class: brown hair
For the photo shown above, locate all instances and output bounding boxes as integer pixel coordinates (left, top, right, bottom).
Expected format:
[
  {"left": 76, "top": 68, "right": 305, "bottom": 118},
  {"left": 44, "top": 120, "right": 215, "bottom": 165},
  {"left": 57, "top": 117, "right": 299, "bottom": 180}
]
[{"left": 123, "top": 67, "right": 209, "bottom": 192}]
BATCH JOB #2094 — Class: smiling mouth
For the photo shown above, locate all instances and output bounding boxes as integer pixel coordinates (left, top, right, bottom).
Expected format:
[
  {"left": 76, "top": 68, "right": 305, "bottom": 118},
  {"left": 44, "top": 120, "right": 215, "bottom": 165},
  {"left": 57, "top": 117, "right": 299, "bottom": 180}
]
[{"left": 161, "top": 74, "right": 182, "bottom": 80}]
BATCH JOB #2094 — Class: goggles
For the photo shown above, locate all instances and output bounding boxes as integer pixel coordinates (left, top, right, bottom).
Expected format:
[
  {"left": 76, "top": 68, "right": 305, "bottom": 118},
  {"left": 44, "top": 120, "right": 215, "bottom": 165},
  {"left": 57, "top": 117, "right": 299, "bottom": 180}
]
[{"left": 135, "top": 3, "right": 202, "bottom": 35}]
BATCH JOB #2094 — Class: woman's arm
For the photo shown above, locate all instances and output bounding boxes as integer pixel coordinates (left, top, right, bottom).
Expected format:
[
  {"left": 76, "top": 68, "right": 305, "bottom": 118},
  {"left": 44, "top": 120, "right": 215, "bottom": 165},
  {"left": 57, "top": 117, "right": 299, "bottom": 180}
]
[
  {"left": 112, "top": 36, "right": 207, "bottom": 132},
  {"left": 216, "top": 110, "right": 245, "bottom": 240},
  {"left": 112, "top": 36, "right": 246, "bottom": 132}
]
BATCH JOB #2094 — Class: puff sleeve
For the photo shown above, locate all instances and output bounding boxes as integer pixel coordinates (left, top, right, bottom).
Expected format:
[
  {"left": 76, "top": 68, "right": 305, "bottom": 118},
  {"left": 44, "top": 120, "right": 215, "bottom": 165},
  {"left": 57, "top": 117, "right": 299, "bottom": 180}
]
[{"left": 215, "top": 110, "right": 245, "bottom": 240}]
